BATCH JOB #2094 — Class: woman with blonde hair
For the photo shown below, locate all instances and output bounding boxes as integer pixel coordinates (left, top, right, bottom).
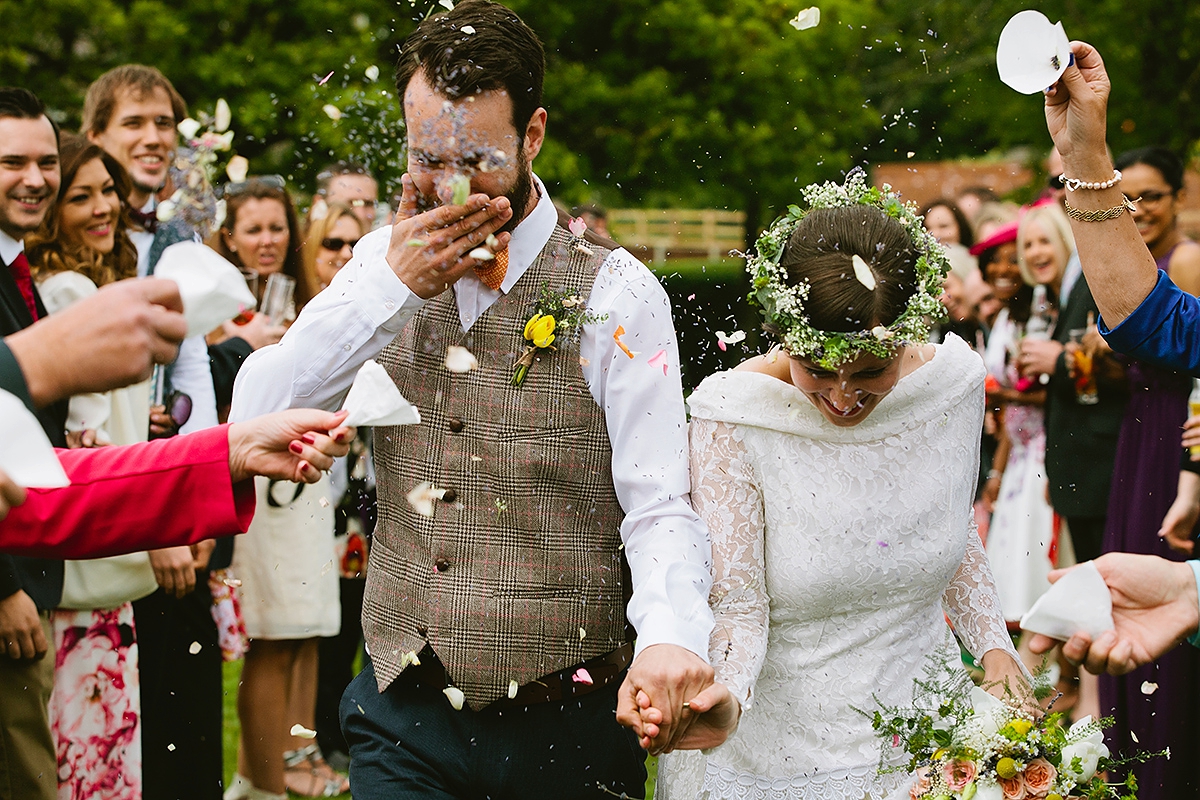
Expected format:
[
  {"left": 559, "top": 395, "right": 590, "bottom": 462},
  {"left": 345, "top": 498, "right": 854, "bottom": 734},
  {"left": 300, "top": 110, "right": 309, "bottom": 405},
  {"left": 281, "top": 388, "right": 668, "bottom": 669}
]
[{"left": 302, "top": 201, "right": 365, "bottom": 291}]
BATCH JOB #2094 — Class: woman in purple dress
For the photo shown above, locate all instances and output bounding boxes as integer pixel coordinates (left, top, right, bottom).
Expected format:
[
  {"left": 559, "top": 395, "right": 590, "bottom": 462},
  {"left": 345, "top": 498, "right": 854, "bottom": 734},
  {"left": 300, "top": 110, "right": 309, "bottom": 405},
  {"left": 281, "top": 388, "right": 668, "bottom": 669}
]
[{"left": 1100, "top": 146, "right": 1200, "bottom": 799}]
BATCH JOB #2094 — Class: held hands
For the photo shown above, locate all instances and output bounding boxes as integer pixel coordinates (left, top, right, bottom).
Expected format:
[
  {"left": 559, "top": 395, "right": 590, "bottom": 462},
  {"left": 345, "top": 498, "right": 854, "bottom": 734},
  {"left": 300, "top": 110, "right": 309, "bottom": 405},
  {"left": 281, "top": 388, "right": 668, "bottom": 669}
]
[
  {"left": 634, "top": 682, "right": 741, "bottom": 753},
  {"left": 226, "top": 408, "right": 354, "bottom": 484},
  {"left": 615, "top": 643, "right": 716, "bottom": 755},
  {"left": 386, "top": 173, "right": 513, "bottom": 300},
  {"left": 1027, "top": 553, "right": 1200, "bottom": 676}
]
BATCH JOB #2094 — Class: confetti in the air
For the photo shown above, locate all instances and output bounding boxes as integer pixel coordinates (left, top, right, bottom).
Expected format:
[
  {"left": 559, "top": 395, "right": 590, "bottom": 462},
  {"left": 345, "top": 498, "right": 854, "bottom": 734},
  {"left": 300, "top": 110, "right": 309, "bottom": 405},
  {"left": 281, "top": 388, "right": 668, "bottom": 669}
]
[
  {"left": 318, "top": 71, "right": 335, "bottom": 86},
  {"left": 407, "top": 481, "right": 446, "bottom": 517},
  {"left": 364, "top": 65, "right": 380, "bottom": 82},
  {"left": 189, "top": 641, "right": 202, "bottom": 655},
  {"left": 445, "top": 345, "right": 479, "bottom": 373},
  {"left": 579, "top": 627, "right": 587, "bottom": 641},
  {"left": 613, "top": 325, "right": 636, "bottom": 359},
  {"left": 715, "top": 330, "right": 745, "bottom": 351},
  {"left": 449, "top": 174, "right": 471, "bottom": 206},
  {"left": 443, "top": 686, "right": 465, "bottom": 710},
  {"left": 1142, "top": 681, "right": 1159, "bottom": 695},
  {"left": 789, "top": 7, "right": 820, "bottom": 30},
  {"left": 322, "top": 104, "right": 342, "bottom": 121},
  {"left": 290, "top": 724, "right": 318, "bottom": 739},
  {"left": 852, "top": 254, "right": 876, "bottom": 291},
  {"left": 461, "top": 25, "right": 476, "bottom": 34},
  {"left": 225, "top": 155, "right": 249, "bottom": 184},
  {"left": 508, "top": 680, "right": 519, "bottom": 699},
  {"left": 572, "top": 667, "right": 594, "bottom": 686},
  {"left": 468, "top": 247, "right": 494, "bottom": 262},
  {"left": 647, "top": 349, "right": 668, "bottom": 375}
]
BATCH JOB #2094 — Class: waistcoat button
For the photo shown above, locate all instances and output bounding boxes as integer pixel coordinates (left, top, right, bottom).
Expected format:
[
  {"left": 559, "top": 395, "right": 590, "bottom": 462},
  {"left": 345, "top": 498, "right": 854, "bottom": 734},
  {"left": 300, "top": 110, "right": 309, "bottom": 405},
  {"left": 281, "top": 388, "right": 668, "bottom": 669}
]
[
  {"left": 447, "top": 417, "right": 464, "bottom": 433},
  {"left": 434, "top": 559, "right": 451, "bottom": 572},
  {"left": 441, "top": 488, "right": 458, "bottom": 503}
]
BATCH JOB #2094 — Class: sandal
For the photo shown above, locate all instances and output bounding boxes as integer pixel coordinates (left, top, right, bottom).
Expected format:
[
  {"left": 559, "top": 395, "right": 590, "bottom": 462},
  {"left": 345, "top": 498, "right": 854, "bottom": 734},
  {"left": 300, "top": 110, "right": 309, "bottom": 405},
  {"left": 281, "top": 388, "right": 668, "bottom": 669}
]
[{"left": 283, "top": 744, "right": 350, "bottom": 798}]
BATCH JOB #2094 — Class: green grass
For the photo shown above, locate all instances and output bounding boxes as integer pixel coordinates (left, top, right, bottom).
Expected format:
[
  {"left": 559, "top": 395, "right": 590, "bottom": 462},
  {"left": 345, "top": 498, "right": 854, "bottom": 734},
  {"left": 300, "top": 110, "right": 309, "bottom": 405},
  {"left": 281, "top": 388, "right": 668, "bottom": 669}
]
[{"left": 222, "top": 660, "right": 657, "bottom": 798}]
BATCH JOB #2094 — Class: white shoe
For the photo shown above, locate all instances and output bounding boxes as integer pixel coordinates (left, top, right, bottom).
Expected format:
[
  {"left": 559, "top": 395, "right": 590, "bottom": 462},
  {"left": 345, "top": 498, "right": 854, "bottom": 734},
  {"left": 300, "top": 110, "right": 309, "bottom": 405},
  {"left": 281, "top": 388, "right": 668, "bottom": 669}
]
[{"left": 223, "top": 773, "right": 285, "bottom": 800}]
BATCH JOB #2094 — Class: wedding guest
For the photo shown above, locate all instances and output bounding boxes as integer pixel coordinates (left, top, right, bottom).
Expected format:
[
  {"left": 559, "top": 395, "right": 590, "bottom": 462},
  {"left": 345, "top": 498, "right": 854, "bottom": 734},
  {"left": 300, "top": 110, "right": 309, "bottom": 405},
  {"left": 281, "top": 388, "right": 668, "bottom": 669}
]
[
  {"left": 976, "top": 220, "right": 1057, "bottom": 630},
  {"left": 83, "top": 64, "right": 225, "bottom": 800},
  {"left": 25, "top": 133, "right": 150, "bottom": 800},
  {"left": 920, "top": 198, "right": 974, "bottom": 248},
  {"left": 303, "top": 201, "right": 364, "bottom": 291},
  {"left": 210, "top": 177, "right": 315, "bottom": 313},
  {"left": 313, "top": 161, "right": 379, "bottom": 230},
  {"left": 231, "top": 2, "right": 714, "bottom": 796},
  {"left": 1044, "top": 46, "right": 1200, "bottom": 373},
  {"left": 956, "top": 185, "right": 1000, "bottom": 224},
  {"left": 0, "top": 84, "right": 66, "bottom": 800},
  {"left": 973, "top": 201, "right": 1020, "bottom": 243}
]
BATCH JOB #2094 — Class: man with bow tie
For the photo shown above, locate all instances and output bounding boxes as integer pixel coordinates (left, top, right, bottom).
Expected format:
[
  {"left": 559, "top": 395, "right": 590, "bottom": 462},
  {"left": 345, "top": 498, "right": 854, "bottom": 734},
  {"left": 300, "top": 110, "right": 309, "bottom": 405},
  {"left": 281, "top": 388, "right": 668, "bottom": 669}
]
[{"left": 231, "top": 2, "right": 714, "bottom": 797}]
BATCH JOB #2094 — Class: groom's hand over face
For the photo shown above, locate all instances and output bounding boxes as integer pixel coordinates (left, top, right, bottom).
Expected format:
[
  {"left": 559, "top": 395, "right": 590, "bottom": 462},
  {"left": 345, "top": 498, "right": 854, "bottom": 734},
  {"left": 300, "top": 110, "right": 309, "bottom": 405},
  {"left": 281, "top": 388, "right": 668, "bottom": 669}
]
[
  {"left": 616, "top": 643, "right": 714, "bottom": 755},
  {"left": 386, "top": 173, "right": 513, "bottom": 300}
]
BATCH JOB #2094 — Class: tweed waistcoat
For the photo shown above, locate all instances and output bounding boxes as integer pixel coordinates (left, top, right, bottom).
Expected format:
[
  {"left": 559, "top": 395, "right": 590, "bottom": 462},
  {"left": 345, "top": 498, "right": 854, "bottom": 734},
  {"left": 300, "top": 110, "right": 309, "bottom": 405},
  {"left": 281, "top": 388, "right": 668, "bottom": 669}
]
[{"left": 368, "top": 225, "right": 629, "bottom": 708}]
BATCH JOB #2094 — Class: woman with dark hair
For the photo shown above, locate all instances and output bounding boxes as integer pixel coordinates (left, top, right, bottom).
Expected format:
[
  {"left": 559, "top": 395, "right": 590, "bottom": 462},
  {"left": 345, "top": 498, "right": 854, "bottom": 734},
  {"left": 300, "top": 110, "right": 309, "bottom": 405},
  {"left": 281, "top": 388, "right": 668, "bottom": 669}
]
[
  {"left": 656, "top": 172, "right": 1025, "bottom": 799},
  {"left": 1096, "top": 146, "right": 1200, "bottom": 800},
  {"left": 208, "top": 177, "right": 316, "bottom": 313},
  {"left": 26, "top": 133, "right": 151, "bottom": 800},
  {"left": 920, "top": 198, "right": 975, "bottom": 249}
]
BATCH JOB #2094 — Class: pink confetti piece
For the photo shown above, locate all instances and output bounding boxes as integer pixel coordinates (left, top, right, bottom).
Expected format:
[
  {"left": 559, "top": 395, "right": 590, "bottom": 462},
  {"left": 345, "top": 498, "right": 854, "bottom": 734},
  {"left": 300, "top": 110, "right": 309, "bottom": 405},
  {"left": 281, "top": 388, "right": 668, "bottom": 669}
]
[
  {"left": 318, "top": 70, "right": 334, "bottom": 86},
  {"left": 687, "top": 294, "right": 696, "bottom": 301},
  {"left": 568, "top": 216, "right": 588, "bottom": 237},
  {"left": 572, "top": 667, "right": 594, "bottom": 686},
  {"left": 647, "top": 349, "right": 668, "bottom": 375}
]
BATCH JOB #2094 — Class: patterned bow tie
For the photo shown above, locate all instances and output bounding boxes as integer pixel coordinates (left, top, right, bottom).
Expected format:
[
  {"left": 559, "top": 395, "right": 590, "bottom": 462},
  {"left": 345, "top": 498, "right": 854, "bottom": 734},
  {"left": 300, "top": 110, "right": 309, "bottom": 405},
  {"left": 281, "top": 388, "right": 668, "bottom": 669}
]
[
  {"left": 475, "top": 248, "right": 508, "bottom": 291},
  {"left": 128, "top": 207, "right": 158, "bottom": 234}
]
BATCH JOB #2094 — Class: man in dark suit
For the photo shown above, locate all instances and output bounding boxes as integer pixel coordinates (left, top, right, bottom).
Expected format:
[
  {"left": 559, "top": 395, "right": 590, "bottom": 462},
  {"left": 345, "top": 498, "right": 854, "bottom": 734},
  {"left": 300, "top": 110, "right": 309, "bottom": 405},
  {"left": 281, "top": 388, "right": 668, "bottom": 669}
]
[{"left": 0, "top": 85, "right": 66, "bottom": 800}]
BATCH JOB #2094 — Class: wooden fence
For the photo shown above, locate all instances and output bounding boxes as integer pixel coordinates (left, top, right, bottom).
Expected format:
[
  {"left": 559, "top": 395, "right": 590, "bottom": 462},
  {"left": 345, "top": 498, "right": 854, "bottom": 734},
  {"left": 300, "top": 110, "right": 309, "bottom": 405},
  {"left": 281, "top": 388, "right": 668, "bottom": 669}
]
[{"left": 607, "top": 209, "right": 745, "bottom": 264}]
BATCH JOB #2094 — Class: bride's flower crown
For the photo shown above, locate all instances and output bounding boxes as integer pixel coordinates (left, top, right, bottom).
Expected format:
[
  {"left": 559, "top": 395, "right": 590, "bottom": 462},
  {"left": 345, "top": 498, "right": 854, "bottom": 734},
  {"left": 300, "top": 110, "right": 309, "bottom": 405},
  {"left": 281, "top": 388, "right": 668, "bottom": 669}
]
[{"left": 744, "top": 168, "right": 949, "bottom": 369}]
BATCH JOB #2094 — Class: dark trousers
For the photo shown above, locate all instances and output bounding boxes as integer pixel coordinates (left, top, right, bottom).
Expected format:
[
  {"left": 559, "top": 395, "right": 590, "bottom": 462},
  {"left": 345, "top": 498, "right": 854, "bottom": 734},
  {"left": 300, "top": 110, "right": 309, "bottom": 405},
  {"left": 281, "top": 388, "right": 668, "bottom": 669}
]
[
  {"left": 341, "top": 660, "right": 647, "bottom": 799},
  {"left": 1066, "top": 515, "right": 1107, "bottom": 563},
  {"left": 133, "top": 584, "right": 223, "bottom": 800},
  {"left": 316, "top": 577, "right": 366, "bottom": 759}
]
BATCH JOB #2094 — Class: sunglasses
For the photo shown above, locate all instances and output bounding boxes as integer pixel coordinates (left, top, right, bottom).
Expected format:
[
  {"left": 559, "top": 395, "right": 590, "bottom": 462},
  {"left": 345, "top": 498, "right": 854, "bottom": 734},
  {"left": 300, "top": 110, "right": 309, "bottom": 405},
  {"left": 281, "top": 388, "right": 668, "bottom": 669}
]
[
  {"left": 219, "top": 175, "right": 287, "bottom": 198},
  {"left": 321, "top": 237, "right": 360, "bottom": 251}
]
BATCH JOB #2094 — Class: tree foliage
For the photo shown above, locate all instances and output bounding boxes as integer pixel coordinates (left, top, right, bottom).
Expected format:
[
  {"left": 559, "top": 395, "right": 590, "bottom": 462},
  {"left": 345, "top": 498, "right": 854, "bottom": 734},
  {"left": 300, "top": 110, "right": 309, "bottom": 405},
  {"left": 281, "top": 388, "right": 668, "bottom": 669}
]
[{"left": 2, "top": 0, "right": 1195, "bottom": 226}]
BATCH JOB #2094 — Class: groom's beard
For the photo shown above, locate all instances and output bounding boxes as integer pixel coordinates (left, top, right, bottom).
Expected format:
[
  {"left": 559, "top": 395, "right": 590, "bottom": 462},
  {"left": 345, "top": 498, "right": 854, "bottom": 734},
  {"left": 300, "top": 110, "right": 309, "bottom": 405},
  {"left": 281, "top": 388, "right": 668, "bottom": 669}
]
[{"left": 497, "top": 152, "right": 533, "bottom": 236}]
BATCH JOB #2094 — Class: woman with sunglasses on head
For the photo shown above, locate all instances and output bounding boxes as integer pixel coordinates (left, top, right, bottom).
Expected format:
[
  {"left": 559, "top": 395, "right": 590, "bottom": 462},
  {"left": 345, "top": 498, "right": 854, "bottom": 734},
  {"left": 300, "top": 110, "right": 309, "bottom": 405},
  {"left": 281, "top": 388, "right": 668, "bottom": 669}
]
[
  {"left": 215, "top": 181, "right": 346, "bottom": 799},
  {"left": 25, "top": 133, "right": 156, "bottom": 800}
]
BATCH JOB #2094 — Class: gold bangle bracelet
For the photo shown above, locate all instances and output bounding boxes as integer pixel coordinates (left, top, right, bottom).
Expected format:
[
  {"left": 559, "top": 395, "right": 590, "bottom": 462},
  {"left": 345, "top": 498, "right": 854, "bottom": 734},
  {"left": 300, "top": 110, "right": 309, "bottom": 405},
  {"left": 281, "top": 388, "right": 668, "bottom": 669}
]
[{"left": 1063, "top": 195, "right": 1138, "bottom": 222}]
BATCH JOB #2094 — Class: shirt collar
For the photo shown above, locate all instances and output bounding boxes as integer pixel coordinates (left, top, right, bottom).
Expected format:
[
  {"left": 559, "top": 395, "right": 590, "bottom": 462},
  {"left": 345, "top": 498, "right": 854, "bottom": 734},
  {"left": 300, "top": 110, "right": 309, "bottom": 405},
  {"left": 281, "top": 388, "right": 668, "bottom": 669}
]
[
  {"left": 498, "top": 174, "right": 556, "bottom": 294},
  {"left": 0, "top": 229, "right": 24, "bottom": 266}
]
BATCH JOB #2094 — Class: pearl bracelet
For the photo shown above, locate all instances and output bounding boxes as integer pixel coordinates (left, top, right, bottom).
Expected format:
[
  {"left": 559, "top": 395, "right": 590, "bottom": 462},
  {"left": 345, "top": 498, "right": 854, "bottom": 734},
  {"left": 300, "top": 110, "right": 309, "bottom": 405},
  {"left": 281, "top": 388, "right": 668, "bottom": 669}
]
[{"left": 1061, "top": 169, "right": 1121, "bottom": 192}]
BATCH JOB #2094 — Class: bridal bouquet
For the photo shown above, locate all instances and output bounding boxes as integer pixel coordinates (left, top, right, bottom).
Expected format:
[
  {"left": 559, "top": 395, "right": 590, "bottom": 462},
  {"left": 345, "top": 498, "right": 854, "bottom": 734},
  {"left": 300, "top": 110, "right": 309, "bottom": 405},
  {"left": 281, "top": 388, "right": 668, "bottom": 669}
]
[{"left": 866, "top": 653, "right": 1160, "bottom": 800}]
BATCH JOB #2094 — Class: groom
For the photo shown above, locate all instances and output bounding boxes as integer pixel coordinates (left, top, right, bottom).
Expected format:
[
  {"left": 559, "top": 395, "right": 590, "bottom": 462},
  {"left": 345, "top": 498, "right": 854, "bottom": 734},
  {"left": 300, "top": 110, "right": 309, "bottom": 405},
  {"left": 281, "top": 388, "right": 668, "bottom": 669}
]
[{"left": 230, "top": 1, "right": 713, "bottom": 795}]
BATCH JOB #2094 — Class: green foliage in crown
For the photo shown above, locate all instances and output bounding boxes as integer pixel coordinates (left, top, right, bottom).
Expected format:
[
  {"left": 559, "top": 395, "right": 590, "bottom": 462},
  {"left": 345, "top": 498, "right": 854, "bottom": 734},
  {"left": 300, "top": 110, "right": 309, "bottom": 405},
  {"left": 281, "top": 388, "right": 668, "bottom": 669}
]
[{"left": 745, "top": 168, "right": 950, "bottom": 369}]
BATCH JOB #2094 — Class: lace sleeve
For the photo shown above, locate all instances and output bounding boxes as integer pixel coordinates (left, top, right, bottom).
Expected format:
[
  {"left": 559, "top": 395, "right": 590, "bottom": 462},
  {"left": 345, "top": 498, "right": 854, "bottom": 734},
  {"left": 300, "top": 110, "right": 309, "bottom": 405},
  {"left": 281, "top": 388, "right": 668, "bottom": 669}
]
[
  {"left": 689, "top": 417, "right": 769, "bottom": 710},
  {"left": 942, "top": 519, "right": 1020, "bottom": 663}
]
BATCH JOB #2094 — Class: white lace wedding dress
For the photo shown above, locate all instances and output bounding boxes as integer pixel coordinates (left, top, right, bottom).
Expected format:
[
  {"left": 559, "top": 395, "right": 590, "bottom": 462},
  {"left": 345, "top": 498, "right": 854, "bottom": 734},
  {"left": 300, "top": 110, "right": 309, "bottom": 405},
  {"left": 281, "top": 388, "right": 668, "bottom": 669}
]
[{"left": 659, "top": 335, "right": 1019, "bottom": 800}]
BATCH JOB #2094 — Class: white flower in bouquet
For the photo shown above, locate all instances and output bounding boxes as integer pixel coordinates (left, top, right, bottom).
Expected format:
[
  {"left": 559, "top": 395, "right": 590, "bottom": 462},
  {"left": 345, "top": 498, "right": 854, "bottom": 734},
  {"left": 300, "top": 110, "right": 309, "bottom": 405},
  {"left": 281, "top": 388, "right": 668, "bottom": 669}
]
[
  {"left": 967, "top": 686, "right": 1005, "bottom": 738},
  {"left": 1059, "top": 716, "right": 1109, "bottom": 782},
  {"left": 970, "top": 780, "right": 1003, "bottom": 800}
]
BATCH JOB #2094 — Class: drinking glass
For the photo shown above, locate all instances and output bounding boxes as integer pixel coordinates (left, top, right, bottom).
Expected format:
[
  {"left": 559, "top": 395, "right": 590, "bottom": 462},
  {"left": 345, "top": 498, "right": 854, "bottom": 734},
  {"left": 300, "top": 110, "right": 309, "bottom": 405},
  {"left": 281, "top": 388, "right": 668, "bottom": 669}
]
[
  {"left": 261, "top": 273, "right": 296, "bottom": 325},
  {"left": 1069, "top": 328, "right": 1099, "bottom": 405}
]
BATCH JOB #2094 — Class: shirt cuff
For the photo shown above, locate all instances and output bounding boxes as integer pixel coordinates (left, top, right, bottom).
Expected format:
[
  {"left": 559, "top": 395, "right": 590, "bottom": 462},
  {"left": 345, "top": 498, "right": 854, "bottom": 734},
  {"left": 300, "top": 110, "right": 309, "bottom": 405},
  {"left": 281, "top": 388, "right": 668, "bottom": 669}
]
[
  {"left": 632, "top": 614, "right": 714, "bottom": 664},
  {"left": 1188, "top": 561, "right": 1200, "bottom": 648}
]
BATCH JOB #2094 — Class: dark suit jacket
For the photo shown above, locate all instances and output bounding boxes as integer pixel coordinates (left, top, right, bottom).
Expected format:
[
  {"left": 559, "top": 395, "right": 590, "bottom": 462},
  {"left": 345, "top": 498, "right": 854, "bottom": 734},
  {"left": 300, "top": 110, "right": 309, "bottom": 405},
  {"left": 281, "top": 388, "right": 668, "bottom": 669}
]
[
  {"left": 0, "top": 256, "right": 66, "bottom": 609},
  {"left": 1045, "top": 275, "right": 1129, "bottom": 519}
]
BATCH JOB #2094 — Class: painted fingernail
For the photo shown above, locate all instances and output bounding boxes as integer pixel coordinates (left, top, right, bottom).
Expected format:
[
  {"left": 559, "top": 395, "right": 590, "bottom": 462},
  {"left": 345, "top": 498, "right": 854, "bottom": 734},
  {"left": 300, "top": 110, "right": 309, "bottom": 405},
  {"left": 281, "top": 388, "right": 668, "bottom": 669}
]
[
  {"left": 289, "top": 441, "right": 304, "bottom": 454},
  {"left": 301, "top": 433, "right": 316, "bottom": 445},
  {"left": 334, "top": 432, "right": 345, "bottom": 443},
  {"left": 1068, "top": 52, "right": 1075, "bottom": 67},
  {"left": 300, "top": 461, "right": 313, "bottom": 472}
]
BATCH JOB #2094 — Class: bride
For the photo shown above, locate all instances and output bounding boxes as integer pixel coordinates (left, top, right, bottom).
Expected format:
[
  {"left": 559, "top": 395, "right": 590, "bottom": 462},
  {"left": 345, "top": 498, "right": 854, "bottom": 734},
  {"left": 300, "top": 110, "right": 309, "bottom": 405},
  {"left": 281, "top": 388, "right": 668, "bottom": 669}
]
[{"left": 652, "top": 172, "right": 1029, "bottom": 799}]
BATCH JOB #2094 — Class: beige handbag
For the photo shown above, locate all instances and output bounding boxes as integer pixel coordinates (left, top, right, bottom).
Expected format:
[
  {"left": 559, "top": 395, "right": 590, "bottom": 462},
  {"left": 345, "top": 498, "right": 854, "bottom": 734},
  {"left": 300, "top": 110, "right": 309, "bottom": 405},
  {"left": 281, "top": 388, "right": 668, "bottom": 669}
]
[{"left": 59, "top": 553, "right": 160, "bottom": 611}]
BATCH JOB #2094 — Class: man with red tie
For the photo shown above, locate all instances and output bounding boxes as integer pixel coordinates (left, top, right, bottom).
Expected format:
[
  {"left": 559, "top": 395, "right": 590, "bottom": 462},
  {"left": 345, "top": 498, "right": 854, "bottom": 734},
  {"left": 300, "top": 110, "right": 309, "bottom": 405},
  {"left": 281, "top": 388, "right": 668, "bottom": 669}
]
[{"left": 0, "top": 85, "right": 65, "bottom": 800}]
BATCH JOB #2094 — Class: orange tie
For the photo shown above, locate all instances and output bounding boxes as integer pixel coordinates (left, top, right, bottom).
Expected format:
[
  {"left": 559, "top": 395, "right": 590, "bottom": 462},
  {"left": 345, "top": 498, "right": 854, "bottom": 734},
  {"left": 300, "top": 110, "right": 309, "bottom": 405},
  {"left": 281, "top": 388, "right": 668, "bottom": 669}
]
[{"left": 474, "top": 248, "right": 508, "bottom": 291}]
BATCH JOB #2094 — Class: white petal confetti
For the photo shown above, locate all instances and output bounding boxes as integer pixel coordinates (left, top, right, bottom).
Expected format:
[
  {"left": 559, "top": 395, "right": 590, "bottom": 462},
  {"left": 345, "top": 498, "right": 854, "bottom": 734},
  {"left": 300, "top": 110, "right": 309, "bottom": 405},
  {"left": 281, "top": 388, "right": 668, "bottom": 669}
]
[
  {"left": 214, "top": 98, "right": 232, "bottom": 133},
  {"left": 996, "top": 10, "right": 1072, "bottom": 95},
  {"left": 438, "top": 0, "right": 454, "bottom": 8},
  {"left": 449, "top": 173, "right": 471, "bottom": 206},
  {"left": 485, "top": 233, "right": 499, "bottom": 249},
  {"left": 364, "top": 65, "right": 380, "bottom": 82},
  {"left": 445, "top": 345, "right": 479, "bottom": 373},
  {"left": 322, "top": 104, "right": 343, "bottom": 121},
  {"left": 568, "top": 216, "right": 588, "bottom": 237},
  {"left": 579, "top": 627, "right": 587, "bottom": 641},
  {"left": 399, "top": 650, "right": 421, "bottom": 669},
  {"left": 177, "top": 118, "right": 201, "bottom": 140},
  {"left": 167, "top": 743, "right": 176, "bottom": 752},
  {"left": 225, "top": 155, "right": 249, "bottom": 184},
  {"left": 789, "top": 6, "right": 820, "bottom": 31},
  {"left": 468, "top": 247, "right": 494, "bottom": 261},
  {"left": 1132, "top": 730, "right": 1140, "bottom": 743},
  {"left": 715, "top": 330, "right": 746, "bottom": 351},
  {"left": 508, "top": 680, "right": 519, "bottom": 699},
  {"left": 461, "top": 25, "right": 476, "bottom": 34},
  {"left": 189, "top": 641, "right": 202, "bottom": 655},
  {"left": 1141, "top": 681, "right": 1159, "bottom": 695},
  {"left": 290, "top": 723, "right": 318, "bottom": 739},
  {"left": 852, "top": 254, "right": 876, "bottom": 291},
  {"left": 407, "top": 481, "right": 446, "bottom": 517},
  {"left": 443, "top": 686, "right": 465, "bottom": 710}
]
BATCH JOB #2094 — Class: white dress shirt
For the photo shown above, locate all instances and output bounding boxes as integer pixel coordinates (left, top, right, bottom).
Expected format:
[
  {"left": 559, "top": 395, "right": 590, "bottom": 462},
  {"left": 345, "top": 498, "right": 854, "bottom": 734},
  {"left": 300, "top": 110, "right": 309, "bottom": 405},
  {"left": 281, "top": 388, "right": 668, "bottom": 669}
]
[
  {"left": 231, "top": 177, "right": 714, "bottom": 661},
  {"left": 0, "top": 229, "right": 24, "bottom": 267},
  {"left": 131, "top": 200, "right": 217, "bottom": 435}
]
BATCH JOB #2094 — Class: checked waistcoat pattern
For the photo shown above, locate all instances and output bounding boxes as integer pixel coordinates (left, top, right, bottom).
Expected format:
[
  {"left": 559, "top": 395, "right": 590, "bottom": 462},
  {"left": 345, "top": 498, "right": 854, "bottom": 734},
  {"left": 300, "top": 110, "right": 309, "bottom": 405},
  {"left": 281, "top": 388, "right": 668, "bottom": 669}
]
[{"left": 368, "top": 225, "right": 629, "bottom": 709}]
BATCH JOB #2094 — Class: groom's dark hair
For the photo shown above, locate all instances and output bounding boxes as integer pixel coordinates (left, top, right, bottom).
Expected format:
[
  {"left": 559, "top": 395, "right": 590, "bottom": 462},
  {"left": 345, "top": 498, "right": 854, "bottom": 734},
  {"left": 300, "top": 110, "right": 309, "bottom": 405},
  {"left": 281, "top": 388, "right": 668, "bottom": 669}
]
[
  {"left": 394, "top": 0, "right": 546, "bottom": 135},
  {"left": 779, "top": 206, "right": 919, "bottom": 333}
]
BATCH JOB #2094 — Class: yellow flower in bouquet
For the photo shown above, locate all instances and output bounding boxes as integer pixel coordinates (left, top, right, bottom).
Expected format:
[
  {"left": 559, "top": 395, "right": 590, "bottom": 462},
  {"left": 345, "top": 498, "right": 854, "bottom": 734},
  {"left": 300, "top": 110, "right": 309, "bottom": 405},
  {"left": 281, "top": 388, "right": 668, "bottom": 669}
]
[{"left": 524, "top": 313, "right": 557, "bottom": 349}]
